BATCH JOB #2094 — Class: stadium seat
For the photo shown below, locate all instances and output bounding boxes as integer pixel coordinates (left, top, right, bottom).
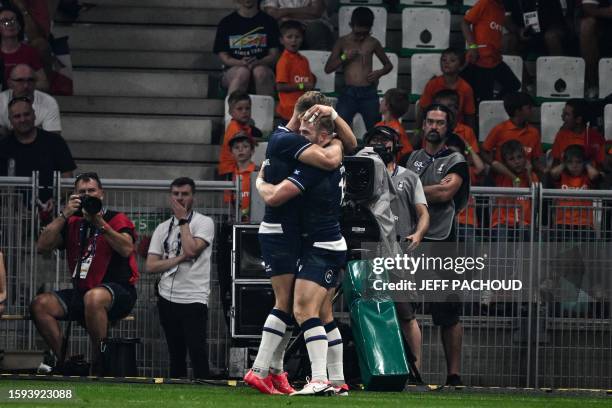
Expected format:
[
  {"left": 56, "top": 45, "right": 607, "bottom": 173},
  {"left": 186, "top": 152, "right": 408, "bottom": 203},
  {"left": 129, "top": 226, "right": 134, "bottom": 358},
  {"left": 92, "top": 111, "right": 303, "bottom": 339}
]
[
  {"left": 540, "top": 102, "right": 565, "bottom": 147},
  {"left": 224, "top": 94, "right": 275, "bottom": 136},
  {"left": 339, "top": 6, "right": 387, "bottom": 47},
  {"left": 401, "top": 7, "right": 450, "bottom": 56},
  {"left": 478, "top": 100, "right": 508, "bottom": 141},
  {"left": 502, "top": 55, "right": 523, "bottom": 90},
  {"left": 605, "top": 104, "right": 612, "bottom": 140},
  {"left": 410, "top": 53, "right": 442, "bottom": 101},
  {"left": 400, "top": 0, "right": 447, "bottom": 6},
  {"left": 340, "top": 0, "right": 383, "bottom": 4},
  {"left": 374, "top": 52, "right": 399, "bottom": 95},
  {"left": 463, "top": 0, "right": 477, "bottom": 6},
  {"left": 599, "top": 58, "right": 612, "bottom": 99},
  {"left": 536, "top": 56, "right": 585, "bottom": 100},
  {"left": 353, "top": 113, "right": 368, "bottom": 142},
  {"left": 301, "top": 50, "right": 335, "bottom": 95},
  {"left": 252, "top": 141, "right": 268, "bottom": 167}
]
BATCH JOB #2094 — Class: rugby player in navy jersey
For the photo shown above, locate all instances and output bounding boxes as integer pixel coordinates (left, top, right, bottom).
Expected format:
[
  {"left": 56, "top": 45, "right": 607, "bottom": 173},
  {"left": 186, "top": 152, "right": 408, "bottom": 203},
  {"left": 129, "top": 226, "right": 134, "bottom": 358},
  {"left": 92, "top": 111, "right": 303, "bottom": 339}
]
[
  {"left": 244, "top": 92, "right": 356, "bottom": 395},
  {"left": 255, "top": 115, "right": 348, "bottom": 396}
]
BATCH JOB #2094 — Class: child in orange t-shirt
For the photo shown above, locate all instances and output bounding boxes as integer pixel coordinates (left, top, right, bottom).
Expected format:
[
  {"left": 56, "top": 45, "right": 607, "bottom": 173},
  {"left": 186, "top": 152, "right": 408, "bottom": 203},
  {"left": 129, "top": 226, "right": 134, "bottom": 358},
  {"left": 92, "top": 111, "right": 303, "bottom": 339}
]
[
  {"left": 376, "top": 88, "right": 413, "bottom": 162},
  {"left": 550, "top": 99, "right": 606, "bottom": 168},
  {"left": 275, "top": 20, "right": 316, "bottom": 122},
  {"left": 460, "top": 0, "right": 520, "bottom": 104},
  {"left": 218, "top": 91, "right": 262, "bottom": 177},
  {"left": 223, "top": 132, "right": 258, "bottom": 223},
  {"left": 491, "top": 140, "right": 538, "bottom": 241},
  {"left": 417, "top": 48, "right": 476, "bottom": 129},
  {"left": 549, "top": 145, "right": 600, "bottom": 241}
]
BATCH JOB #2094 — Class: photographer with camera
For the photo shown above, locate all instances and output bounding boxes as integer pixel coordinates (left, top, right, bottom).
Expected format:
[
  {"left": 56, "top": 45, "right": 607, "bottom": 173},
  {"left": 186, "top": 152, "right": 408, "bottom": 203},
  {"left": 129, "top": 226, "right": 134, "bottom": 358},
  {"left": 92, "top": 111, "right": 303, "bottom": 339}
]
[
  {"left": 145, "top": 177, "right": 214, "bottom": 380},
  {"left": 364, "top": 125, "right": 429, "bottom": 374},
  {"left": 31, "top": 172, "right": 138, "bottom": 375}
]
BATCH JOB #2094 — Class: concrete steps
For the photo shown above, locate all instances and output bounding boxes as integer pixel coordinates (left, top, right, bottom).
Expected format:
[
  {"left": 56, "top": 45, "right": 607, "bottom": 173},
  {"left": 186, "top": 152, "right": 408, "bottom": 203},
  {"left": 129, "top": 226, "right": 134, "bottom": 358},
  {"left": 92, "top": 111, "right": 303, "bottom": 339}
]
[
  {"left": 57, "top": 96, "right": 223, "bottom": 117},
  {"left": 70, "top": 49, "right": 220, "bottom": 70},
  {"left": 72, "top": 69, "right": 209, "bottom": 98},
  {"left": 86, "top": 0, "right": 235, "bottom": 8},
  {"left": 53, "top": 24, "right": 215, "bottom": 52},
  {"left": 69, "top": 142, "right": 219, "bottom": 162},
  {"left": 62, "top": 113, "right": 212, "bottom": 144},
  {"left": 76, "top": 161, "right": 218, "bottom": 180}
]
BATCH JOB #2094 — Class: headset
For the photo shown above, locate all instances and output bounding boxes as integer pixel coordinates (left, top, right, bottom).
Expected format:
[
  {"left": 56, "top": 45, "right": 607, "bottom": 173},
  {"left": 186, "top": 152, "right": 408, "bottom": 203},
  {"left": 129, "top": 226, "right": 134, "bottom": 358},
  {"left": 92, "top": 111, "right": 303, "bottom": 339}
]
[{"left": 362, "top": 125, "right": 402, "bottom": 164}]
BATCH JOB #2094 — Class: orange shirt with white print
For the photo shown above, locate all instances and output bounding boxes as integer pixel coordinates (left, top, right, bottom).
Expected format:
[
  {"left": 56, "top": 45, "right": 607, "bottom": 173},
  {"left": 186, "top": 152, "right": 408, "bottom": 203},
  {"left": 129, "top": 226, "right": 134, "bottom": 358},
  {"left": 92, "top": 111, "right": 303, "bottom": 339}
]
[
  {"left": 483, "top": 119, "right": 543, "bottom": 162},
  {"left": 464, "top": 0, "right": 505, "bottom": 68},
  {"left": 554, "top": 172, "right": 594, "bottom": 227},
  {"left": 551, "top": 128, "right": 606, "bottom": 166},
  {"left": 276, "top": 49, "right": 315, "bottom": 120},
  {"left": 218, "top": 120, "right": 256, "bottom": 176},
  {"left": 491, "top": 171, "right": 539, "bottom": 228},
  {"left": 375, "top": 118, "right": 413, "bottom": 161},
  {"left": 223, "top": 162, "right": 257, "bottom": 223},
  {"left": 419, "top": 76, "right": 476, "bottom": 123}
]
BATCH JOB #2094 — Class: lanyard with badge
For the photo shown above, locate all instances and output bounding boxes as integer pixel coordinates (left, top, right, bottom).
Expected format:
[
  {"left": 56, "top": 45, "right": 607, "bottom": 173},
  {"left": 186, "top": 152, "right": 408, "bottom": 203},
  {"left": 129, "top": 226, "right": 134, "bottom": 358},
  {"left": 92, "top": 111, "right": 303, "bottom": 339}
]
[
  {"left": 161, "top": 212, "right": 194, "bottom": 278},
  {"left": 73, "top": 221, "right": 101, "bottom": 280},
  {"left": 519, "top": 0, "right": 541, "bottom": 34}
]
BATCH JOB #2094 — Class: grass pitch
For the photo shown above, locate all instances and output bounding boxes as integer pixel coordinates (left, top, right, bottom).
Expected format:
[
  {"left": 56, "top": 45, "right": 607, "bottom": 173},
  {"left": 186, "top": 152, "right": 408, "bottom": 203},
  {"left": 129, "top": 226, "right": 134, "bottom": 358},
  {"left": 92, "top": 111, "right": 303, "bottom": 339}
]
[{"left": 0, "top": 380, "right": 610, "bottom": 407}]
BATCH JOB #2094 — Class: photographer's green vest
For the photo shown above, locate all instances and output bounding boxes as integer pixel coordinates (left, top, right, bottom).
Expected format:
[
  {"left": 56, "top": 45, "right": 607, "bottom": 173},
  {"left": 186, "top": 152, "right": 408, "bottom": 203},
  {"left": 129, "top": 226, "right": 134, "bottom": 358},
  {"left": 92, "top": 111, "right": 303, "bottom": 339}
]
[{"left": 405, "top": 148, "right": 469, "bottom": 240}]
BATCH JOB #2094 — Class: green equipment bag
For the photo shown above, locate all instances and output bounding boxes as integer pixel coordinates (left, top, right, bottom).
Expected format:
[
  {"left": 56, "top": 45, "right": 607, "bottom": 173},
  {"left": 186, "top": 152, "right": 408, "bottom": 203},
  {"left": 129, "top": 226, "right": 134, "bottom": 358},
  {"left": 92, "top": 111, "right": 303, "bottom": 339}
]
[{"left": 343, "top": 259, "right": 410, "bottom": 391}]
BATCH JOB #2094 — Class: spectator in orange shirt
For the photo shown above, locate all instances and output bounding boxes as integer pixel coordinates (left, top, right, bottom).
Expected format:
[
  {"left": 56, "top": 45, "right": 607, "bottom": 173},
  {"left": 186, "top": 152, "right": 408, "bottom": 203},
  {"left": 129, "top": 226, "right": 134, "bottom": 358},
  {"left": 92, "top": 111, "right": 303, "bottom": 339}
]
[
  {"left": 550, "top": 99, "right": 606, "bottom": 168},
  {"left": 218, "top": 91, "right": 262, "bottom": 177},
  {"left": 491, "top": 140, "right": 538, "bottom": 241},
  {"left": 275, "top": 21, "right": 316, "bottom": 123},
  {"left": 483, "top": 92, "right": 544, "bottom": 180},
  {"left": 376, "top": 88, "right": 413, "bottom": 162},
  {"left": 417, "top": 48, "right": 476, "bottom": 130},
  {"left": 460, "top": 0, "right": 520, "bottom": 105},
  {"left": 434, "top": 90, "right": 486, "bottom": 241},
  {"left": 549, "top": 144, "right": 600, "bottom": 241},
  {"left": 224, "top": 131, "right": 258, "bottom": 223}
]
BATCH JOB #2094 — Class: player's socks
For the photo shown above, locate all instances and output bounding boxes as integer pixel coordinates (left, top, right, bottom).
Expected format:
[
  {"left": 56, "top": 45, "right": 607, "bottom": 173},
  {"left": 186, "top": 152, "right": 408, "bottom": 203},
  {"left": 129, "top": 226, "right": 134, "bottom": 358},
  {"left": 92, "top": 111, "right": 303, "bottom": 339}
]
[
  {"left": 324, "top": 320, "right": 345, "bottom": 386},
  {"left": 269, "top": 323, "right": 293, "bottom": 375},
  {"left": 302, "top": 317, "right": 328, "bottom": 382},
  {"left": 251, "top": 309, "right": 291, "bottom": 378}
]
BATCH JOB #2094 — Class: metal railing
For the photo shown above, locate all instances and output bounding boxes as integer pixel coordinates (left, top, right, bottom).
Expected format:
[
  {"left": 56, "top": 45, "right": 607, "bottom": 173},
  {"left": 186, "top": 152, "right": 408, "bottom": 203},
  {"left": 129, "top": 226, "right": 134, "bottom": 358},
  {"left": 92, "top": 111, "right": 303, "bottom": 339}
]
[{"left": 1, "top": 175, "right": 611, "bottom": 388}]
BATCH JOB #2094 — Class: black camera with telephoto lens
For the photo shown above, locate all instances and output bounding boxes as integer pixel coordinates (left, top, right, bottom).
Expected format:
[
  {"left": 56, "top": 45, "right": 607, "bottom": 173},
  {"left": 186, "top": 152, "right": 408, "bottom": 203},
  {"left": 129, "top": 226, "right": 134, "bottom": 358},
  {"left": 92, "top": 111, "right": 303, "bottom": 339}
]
[{"left": 74, "top": 194, "right": 102, "bottom": 217}]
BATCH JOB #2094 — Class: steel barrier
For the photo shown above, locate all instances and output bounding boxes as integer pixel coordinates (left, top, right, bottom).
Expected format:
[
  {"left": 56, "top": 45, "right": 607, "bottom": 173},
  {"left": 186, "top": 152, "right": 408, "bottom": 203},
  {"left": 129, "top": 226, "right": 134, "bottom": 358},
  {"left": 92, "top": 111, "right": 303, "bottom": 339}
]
[{"left": 1, "top": 175, "right": 611, "bottom": 388}]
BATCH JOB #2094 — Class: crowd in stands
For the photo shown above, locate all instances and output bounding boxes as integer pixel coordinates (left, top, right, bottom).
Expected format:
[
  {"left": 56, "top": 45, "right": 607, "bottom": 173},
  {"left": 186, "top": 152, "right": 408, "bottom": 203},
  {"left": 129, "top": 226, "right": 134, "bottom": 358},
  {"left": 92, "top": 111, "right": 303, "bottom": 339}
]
[{"left": 215, "top": 0, "right": 612, "bottom": 234}]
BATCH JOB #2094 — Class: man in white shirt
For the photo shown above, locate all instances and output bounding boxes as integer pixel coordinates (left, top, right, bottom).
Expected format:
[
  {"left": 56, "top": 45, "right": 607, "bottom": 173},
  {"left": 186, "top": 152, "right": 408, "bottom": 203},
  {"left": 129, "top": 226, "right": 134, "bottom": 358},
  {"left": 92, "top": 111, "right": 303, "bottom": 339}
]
[
  {"left": 0, "top": 64, "right": 61, "bottom": 135},
  {"left": 145, "top": 177, "right": 215, "bottom": 379}
]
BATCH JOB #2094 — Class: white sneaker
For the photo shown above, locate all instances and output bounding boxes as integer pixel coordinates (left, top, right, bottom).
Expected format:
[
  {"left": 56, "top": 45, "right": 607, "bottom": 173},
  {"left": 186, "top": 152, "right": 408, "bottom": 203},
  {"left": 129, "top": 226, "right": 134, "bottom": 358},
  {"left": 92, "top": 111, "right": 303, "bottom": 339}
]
[
  {"left": 37, "top": 362, "right": 53, "bottom": 374},
  {"left": 290, "top": 378, "right": 333, "bottom": 396},
  {"left": 333, "top": 384, "right": 349, "bottom": 396}
]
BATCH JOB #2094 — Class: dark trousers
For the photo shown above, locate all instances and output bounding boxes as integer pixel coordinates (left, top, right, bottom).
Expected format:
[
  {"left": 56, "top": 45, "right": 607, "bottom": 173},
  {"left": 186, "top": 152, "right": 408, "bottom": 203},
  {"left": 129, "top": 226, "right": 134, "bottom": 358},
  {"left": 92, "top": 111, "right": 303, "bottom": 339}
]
[
  {"left": 158, "top": 297, "right": 210, "bottom": 379},
  {"left": 460, "top": 61, "right": 521, "bottom": 105}
]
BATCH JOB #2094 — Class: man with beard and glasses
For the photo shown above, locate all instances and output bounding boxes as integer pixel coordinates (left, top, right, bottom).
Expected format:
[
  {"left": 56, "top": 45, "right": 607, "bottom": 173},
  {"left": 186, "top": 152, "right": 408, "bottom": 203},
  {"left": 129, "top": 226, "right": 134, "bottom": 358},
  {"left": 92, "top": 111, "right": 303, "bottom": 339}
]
[{"left": 404, "top": 103, "right": 469, "bottom": 386}]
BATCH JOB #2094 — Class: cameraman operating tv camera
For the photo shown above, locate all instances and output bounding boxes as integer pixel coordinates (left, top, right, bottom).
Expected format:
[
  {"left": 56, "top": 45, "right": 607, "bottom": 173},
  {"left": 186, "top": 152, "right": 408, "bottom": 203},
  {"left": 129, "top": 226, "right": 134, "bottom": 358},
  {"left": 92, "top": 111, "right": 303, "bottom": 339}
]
[{"left": 31, "top": 172, "right": 139, "bottom": 376}]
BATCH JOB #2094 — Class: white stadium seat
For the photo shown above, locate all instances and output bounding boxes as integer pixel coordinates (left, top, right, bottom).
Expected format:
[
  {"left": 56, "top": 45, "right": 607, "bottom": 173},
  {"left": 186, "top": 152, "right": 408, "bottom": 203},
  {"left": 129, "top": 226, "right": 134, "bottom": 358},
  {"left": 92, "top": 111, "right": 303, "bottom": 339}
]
[
  {"left": 502, "top": 55, "right": 523, "bottom": 90},
  {"left": 400, "top": 0, "right": 447, "bottom": 6},
  {"left": 540, "top": 102, "right": 565, "bottom": 146},
  {"left": 410, "top": 53, "right": 442, "bottom": 100},
  {"left": 252, "top": 141, "right": 267, "bottom": 167},
  {"left": 224, "top": 94, "right": 275, "bottom": 136},
  {"left": 463, "top": 0, "right": 476, "bottom": 6},
  {"left": 353, "top": 113, "right": 368, "bottom": 142},
  {"left": 374, "top": 52, "right": 399, "bottom": 95},
  {"left": 599, "top": 58, "right": 612, "bottom": 99},
  {"left": 340, "top": 0, "right": 383, "bottom": 4},
  {"left": 536, "top": 56, "right": 585, "bottom": 99},
  {"left": 401, "top": 7, "right": 450, "bottom": 55},
  {"left": 605, "top": 104, "right": 612, "bottom": 140},
  {"left": 301, "top": 50, "right": 335, "bottom": 94},
  {"left": 479, "top": 100, "right": 508, "bottom": 141},
  {"left": 339, "top": 6, "right": 387, "bottom": 47}
]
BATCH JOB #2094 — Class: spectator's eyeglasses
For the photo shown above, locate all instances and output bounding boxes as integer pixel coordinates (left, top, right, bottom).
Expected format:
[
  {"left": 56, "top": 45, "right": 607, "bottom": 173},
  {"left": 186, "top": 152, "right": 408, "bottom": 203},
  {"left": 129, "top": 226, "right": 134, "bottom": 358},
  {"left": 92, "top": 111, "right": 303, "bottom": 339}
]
[
  {"left": 10, "top": 77, "right": 35, "bottom": 83},
  {"left": 0, "top": 18, "right": 18, "bottom": 27},
  {"left": 8, "top": 96, "right": 32, "bottom": 107}
]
